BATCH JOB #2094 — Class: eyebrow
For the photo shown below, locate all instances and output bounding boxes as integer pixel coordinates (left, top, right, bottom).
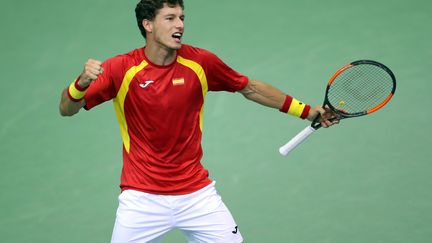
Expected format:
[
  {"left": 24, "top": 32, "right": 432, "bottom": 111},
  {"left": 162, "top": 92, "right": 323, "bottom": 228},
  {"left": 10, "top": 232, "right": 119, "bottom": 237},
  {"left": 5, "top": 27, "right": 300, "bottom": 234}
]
[{"left": 163, "top": 13, "right": 185, "bottom": 18}]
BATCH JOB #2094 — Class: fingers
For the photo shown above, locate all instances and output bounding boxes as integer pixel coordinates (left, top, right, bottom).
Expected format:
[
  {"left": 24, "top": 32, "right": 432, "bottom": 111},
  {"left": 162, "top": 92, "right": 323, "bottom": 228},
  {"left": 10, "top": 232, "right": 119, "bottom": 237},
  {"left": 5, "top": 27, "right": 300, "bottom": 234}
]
[
  {"left": 85, "top": 59, "right": 104, "bottom": 77},
  {"left": 80, "top": 59, "right": 103, "bottom": 86},
  {"left": 306, "top": 106, "right": 340, "bottom": 128},
  {"left": 306, "top": 106, "right": 324, "bottom": 122},
  {"left": 319, "top": 106, "right": 340, "bottom": 128},
  {"left": 321, "top": 118, "right": 337, "bottom": 128}
]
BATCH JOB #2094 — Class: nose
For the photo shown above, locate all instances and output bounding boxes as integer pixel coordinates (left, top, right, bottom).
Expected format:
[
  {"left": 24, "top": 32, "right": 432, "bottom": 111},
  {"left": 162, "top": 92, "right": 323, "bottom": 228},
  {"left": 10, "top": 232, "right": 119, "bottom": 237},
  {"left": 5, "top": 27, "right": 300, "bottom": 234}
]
[{"left": 175, "top": 17, "right": 184, "bottom": 30}]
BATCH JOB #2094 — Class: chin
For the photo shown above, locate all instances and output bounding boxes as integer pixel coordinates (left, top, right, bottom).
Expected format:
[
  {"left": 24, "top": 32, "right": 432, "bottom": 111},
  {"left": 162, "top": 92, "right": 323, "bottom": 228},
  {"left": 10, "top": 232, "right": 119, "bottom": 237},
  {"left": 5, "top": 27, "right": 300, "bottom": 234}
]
[{"left": 172, "top": 43, "right": 182, "bottom": 50}]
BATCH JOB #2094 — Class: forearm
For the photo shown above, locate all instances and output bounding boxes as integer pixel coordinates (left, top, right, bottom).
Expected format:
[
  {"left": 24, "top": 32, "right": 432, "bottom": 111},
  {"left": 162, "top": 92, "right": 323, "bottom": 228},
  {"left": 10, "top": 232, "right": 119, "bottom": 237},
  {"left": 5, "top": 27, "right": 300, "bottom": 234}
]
[
  {"left": 240, "top": 79, "right": 313, "bottom": 120},
  {"left": 239, "top": 79, "right": 286, "bottom": 109},
  {"left": 59, "top": 88, "right": 85, "bottom": 116},
  {"left": 59, "top": 59, "right": 103, "bottom": 117}
]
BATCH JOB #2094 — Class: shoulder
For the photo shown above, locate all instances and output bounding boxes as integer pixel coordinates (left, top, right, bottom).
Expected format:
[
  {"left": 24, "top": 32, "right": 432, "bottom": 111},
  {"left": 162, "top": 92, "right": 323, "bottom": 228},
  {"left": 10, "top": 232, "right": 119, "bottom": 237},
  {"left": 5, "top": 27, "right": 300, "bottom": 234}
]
[
  {"left": 103, "top": 48, "right": 146, "bottom": 71},
  {"left": 105, "top": 48, "right": 144, "bottom": 65},
  {"left": 178, "top": 44, "right": 220, "bottom": 63}
]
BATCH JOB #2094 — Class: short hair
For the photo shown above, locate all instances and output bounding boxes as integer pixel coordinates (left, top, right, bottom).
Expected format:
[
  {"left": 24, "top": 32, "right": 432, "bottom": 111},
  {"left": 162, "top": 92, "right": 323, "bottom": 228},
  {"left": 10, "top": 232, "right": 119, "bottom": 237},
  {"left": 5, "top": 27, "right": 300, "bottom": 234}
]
[{"left": 135, "top": 0, "right": 184, "bottom": 39}]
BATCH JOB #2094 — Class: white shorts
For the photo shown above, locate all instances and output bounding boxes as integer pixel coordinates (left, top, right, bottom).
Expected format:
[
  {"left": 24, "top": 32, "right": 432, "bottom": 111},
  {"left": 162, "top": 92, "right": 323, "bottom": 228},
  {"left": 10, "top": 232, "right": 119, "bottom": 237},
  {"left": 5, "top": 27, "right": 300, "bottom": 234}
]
[{"left": 110, "top": 182, "right": 243, "bottom": 243}]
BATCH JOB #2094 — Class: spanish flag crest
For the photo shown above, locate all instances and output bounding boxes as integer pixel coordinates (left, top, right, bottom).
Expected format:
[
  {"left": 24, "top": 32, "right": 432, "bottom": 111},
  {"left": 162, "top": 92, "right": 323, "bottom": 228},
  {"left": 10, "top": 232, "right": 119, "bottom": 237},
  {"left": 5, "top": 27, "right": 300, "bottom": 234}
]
[{"left": 172, "top": 78, "right": 185, "bottom": 86}]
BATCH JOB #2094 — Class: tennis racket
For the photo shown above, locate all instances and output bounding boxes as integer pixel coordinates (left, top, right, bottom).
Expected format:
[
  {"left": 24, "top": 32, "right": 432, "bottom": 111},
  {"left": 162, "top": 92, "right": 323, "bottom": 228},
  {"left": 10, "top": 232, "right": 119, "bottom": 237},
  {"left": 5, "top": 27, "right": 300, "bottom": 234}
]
[{"left": 279, "top": 60, "right": 396, "bottom": 156}]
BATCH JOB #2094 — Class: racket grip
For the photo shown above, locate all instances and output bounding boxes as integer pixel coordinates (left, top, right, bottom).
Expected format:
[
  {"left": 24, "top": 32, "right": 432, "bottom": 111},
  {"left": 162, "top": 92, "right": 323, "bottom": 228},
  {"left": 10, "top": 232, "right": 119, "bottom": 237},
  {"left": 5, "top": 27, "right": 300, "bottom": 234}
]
[{"left": 279, "top": 126, "right": 316, "bottom": 156}]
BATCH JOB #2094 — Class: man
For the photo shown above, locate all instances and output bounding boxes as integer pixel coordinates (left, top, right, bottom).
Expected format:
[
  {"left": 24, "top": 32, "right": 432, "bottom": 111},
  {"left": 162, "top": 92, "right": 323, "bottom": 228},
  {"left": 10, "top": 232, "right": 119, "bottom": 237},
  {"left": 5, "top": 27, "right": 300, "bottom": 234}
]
[{"left": 59, "top": 0, "right": 337, "bottom": 242}]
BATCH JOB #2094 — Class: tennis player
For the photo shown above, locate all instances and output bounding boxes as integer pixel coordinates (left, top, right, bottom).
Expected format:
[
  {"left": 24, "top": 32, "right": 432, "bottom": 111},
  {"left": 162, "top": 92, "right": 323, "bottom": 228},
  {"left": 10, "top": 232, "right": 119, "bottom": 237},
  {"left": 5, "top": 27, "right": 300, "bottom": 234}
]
[{"left": 59, "top": 0, "right": 337, "bottom": 242}]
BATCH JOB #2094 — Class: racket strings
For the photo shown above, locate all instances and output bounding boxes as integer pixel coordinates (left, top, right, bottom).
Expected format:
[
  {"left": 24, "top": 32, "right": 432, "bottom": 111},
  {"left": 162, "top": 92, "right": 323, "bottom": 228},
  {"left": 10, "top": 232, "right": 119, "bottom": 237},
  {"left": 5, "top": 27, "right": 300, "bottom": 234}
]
[{"left": 328, "top": 64, "right": 394, "bottom": 114}]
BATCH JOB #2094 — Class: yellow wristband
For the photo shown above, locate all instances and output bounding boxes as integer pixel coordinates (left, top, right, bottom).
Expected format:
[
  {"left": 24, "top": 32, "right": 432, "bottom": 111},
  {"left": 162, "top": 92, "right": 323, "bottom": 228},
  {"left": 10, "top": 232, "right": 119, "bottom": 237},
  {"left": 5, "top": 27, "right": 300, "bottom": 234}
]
[
  {"left": 288, "top": 98, "right": 307, "bottom": 117},
  {"left": 67, "top": 79, "right": 87, "bottom": 101}
]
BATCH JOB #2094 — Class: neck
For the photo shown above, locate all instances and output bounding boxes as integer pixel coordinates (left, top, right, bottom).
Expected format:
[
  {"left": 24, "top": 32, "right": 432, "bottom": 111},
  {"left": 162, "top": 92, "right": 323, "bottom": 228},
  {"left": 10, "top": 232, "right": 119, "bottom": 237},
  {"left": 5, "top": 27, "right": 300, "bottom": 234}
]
[{"left": 144, "top": 42, "right": 177, "bottom": 66}]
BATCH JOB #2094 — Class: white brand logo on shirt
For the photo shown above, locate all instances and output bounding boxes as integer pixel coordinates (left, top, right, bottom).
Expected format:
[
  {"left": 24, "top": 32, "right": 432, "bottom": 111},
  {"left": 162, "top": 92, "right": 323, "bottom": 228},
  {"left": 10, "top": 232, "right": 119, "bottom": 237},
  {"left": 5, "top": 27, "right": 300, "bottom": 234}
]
[{"left": 139, "top": 80, "right": 154, "bottom": 88}]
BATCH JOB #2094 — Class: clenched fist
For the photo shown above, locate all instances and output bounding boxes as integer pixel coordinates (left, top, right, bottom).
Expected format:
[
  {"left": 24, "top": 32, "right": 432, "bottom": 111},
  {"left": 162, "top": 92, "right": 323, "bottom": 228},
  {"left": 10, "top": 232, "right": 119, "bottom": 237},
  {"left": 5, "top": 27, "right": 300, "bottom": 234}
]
[{"left": 78, "top": 59, "right": 104, "bottom": 87}]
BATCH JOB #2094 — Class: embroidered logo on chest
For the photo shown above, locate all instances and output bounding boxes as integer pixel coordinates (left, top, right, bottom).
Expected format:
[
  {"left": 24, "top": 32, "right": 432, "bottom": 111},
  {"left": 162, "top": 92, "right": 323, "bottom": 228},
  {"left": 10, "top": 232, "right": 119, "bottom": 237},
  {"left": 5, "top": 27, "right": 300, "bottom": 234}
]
[{"left": 139, "top": 80, "right": 154, "bottom": 89}]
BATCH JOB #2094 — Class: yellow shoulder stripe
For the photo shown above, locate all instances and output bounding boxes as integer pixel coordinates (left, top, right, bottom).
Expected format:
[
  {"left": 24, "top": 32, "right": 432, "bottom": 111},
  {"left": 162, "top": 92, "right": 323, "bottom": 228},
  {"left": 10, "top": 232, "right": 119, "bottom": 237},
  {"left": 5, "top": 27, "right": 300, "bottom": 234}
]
[
  {"left": 113, "top": 60, "right": 148, "bottom": 153},
  {"left": 176, "top": 55, "right": 208, "bottom": 130}
]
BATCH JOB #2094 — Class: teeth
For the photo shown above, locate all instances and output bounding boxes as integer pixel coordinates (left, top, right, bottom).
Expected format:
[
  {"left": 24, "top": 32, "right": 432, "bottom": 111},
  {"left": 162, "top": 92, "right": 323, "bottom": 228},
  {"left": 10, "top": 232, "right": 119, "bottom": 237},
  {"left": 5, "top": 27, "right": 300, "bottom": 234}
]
[{"left": 172, "top": 33, "right": 182, "bottom": 38}]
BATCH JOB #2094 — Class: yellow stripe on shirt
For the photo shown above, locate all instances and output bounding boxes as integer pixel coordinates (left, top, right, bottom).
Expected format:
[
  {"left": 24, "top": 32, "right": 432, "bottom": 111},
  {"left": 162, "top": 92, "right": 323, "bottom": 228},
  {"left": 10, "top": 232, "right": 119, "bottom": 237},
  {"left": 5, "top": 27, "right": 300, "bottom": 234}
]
[
  {"left": 176, "top": 55, "right": 208, "bottom": 131},
  {"left": 113, "top": 60, "right": 148, "bottom": 153}
]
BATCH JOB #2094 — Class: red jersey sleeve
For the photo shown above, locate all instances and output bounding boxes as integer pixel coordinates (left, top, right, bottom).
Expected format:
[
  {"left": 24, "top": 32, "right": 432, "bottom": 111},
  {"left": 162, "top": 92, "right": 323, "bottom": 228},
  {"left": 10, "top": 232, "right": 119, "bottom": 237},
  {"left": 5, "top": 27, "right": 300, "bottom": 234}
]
[
  {"left": 84, "top": 56, "right": 125, "bottom": 110},
  {"left": 202, "top": 51, "right": 249, "bottom": 92}
]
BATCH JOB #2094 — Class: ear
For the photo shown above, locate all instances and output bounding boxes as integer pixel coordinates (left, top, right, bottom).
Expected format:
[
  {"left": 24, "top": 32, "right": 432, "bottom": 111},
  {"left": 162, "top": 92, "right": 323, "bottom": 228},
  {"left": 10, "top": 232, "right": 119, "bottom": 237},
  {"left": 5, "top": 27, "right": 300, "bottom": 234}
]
[{"left": 142, "top": 19, "right": 153, "bottom": 33}]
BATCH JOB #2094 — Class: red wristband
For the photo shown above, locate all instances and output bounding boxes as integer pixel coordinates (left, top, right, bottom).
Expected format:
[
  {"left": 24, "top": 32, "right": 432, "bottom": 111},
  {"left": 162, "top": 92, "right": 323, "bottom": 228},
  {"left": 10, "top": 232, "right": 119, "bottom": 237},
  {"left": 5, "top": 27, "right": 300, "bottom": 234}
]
[
  {"left": 279, "top": 95, "right": 293, "bottom": 113},
  {"left": 74, "top": 78, "right": 88, "bottom": 91},
  {"left": 300, "top": 105, "right": 311, "bottom": 119}
]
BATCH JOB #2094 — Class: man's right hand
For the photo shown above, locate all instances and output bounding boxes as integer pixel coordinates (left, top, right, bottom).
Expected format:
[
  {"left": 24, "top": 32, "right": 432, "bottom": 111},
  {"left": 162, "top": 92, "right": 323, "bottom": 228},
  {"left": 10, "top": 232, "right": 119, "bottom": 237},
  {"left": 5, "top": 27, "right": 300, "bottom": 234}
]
[{"left": 78, "top": 59, "right": 104, "bottom": 87}]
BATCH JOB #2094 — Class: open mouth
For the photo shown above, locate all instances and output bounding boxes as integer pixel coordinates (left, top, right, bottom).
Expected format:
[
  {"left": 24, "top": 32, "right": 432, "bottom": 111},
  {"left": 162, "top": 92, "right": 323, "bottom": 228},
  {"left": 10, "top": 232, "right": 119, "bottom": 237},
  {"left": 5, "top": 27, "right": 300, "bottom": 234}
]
[{"left": 172, "top": 32, "right": 183, "bottom": 42}]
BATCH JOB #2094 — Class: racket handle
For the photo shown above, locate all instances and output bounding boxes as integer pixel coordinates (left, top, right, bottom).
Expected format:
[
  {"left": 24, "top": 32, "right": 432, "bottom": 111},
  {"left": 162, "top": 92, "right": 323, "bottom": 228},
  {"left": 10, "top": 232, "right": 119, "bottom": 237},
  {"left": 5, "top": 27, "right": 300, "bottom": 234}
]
[{"left": 279, "top": 125, "right": 316, "bottom": 156}]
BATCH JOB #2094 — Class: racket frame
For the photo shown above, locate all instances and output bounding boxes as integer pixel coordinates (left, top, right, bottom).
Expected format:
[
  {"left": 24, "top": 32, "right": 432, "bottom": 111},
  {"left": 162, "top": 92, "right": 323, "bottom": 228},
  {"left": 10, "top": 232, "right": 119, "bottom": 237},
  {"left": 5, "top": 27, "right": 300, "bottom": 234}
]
[
  {"left": 280, "top": 60, "right": 397, "bottom": 156},
  {"left": 320, "top": 60, "right": 396, "bottom": 122}
]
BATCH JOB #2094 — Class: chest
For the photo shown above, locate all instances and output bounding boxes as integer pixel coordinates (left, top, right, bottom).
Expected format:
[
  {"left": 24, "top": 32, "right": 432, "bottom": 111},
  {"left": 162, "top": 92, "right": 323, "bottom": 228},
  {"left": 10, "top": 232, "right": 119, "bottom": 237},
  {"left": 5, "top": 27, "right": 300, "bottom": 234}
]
[{"left": 126, "top": 64, "right": 204, "bottom": 111}]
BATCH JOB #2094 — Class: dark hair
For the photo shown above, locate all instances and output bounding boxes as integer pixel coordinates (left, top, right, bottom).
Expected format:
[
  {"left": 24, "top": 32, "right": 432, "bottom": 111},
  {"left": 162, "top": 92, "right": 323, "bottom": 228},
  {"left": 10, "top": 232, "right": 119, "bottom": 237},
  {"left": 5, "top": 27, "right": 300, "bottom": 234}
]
[{"left": 135, "top": 0, "right": 184, "bottom": 39}]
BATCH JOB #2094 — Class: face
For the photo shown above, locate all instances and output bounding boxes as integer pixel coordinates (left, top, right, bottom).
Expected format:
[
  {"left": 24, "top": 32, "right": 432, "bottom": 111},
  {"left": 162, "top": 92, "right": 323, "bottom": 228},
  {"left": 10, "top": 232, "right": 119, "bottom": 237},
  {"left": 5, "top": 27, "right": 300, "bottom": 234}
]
[{"left": 145, "top": 4, "right": 185, "bottom": 50}]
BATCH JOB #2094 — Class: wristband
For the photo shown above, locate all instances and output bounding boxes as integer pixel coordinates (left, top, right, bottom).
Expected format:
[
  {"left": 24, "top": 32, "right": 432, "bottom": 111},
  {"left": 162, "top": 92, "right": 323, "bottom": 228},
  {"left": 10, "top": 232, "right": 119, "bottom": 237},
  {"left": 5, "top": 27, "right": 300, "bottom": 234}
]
[
  {"left": 67, "top": 78, "right": 88, "bottom": 102},
  {"left": 279, "top": 95, "right": 311, "bottom": 119}
]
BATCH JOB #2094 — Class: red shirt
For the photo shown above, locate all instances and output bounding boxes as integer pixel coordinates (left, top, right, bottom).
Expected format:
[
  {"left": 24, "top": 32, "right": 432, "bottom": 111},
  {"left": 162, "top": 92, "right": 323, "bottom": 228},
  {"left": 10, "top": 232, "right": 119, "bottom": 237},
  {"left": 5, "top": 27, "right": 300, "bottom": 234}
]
[{"left": 84, "top": 44, "right": 248, "bottom": 195}]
